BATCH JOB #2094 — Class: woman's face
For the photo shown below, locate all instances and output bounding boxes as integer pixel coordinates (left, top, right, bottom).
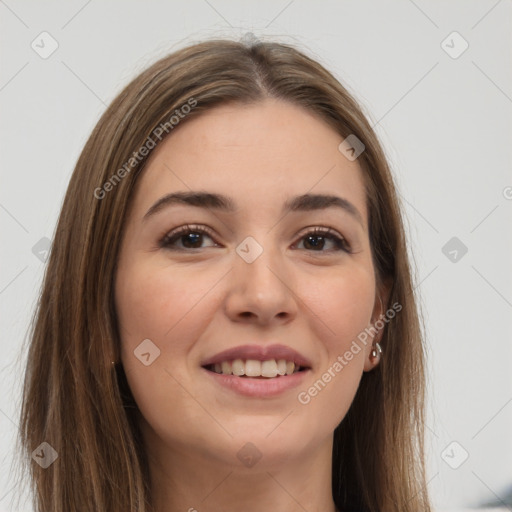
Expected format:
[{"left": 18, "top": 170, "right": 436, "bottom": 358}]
[{"left": 115, "top": 98, "right": 383, "bottom": 470}]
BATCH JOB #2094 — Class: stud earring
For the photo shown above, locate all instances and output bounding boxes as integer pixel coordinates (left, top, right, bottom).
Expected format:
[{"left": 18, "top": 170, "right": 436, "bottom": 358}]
[{"left": 370, "top": 342, "right": 383, "bottom": 361}]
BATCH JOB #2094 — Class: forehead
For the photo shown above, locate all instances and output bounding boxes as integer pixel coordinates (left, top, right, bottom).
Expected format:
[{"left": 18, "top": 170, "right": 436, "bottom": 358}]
[{"left": 130, "top": 99, "right": 368, "bottom": 224}]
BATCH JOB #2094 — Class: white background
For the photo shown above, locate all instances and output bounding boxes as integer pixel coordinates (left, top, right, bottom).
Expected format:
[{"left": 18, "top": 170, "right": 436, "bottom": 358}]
[{"left": 1, "top": 1, "right": 511, "bottom": 511}]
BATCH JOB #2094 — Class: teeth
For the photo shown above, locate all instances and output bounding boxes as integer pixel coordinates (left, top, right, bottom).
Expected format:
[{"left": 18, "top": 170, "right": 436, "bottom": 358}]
[
  {"left": 261, "top": 360, "right": 278, "bottom": 378},
  {"left": 209, "top": 358, "right": 302, "bottom": 377},
  {"left": 232, "top": 359, "right": 244, "bottom": 376},
  {"left": 245, "top": 359, "right": 261, "bottom": 377}
]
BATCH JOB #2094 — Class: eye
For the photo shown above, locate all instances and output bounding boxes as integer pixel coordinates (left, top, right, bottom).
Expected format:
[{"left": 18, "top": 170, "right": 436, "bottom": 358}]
[
  {"left": 159, "top": 224, "right": 218, "bottom": 250},
  {"left": 294, "top": 227, "right": 351, "bottom": 253},
  {"left": 159, "top": 225, "right": 351, "bottom": 253}
]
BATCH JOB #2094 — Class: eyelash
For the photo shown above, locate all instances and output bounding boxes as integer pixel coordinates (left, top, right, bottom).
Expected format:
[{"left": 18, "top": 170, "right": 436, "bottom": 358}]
[{"left": 159, "top": 224, "right": 352, "bottom": 254}]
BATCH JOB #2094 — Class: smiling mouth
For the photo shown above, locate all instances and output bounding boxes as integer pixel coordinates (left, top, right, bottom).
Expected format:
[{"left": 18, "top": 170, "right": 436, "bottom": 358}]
[{"left": 202, "top": 359, "right": 309, "bottom": 378}]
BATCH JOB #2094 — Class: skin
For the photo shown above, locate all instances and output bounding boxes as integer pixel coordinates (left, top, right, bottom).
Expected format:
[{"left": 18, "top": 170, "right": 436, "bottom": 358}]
[{"left": 115, "top": 98, "right": 388, "bottom": 512}]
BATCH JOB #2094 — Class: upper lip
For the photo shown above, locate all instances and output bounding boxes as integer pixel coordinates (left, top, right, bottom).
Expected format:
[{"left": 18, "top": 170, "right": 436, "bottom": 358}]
[{"left": 201, "top": 344, "right": 313, "bottom": 369}]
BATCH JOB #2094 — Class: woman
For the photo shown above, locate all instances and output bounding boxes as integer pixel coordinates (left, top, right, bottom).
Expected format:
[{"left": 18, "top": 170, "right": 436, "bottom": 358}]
[{"left": 18, "top": 38, "right": 432, "bottom": 512}]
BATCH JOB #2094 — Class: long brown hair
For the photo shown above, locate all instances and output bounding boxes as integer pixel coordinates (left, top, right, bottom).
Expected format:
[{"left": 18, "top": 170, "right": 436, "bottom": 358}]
[{"left": 16, "top": 37, "right": 432, "bottom": 512}]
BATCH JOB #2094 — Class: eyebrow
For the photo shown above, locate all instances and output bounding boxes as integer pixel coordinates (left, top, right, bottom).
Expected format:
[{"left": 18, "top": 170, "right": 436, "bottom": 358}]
[{"left": 143, "top": 191, "right": 364, "bottom": 226}]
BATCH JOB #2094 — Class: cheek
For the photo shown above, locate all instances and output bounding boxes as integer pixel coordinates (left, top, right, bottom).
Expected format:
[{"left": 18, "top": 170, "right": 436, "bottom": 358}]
[
  {"left": 114, "top": 261, "right": 224, "bottom": 441},
  {"left": 114, "top": 258, "right": 234, "bottom": 391},
  {"left": 115, "top": 260, "right": 220, "bottom": 351},
  {"left": 292, "top": 267, "right": 374, "bottom": 426},
  {"left": 298, "top": 263, "right": 375, "bottom": 350}
]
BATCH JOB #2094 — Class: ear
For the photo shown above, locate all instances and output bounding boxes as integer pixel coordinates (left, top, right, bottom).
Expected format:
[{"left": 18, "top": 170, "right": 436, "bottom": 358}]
[
  {"left": 363, "top": 277, "right": 392, "bottom": 372},
  {"left": 371, "top": 276, "right": 392, "bottom": 335}
]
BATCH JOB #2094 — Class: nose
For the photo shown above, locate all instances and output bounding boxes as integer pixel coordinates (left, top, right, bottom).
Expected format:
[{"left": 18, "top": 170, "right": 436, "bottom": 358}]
[{"left": 223, "top": 241, "right": 298, "bottom": 326}]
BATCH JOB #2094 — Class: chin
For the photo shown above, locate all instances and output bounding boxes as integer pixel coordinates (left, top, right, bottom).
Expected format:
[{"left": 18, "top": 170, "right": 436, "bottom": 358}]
[{"left": 220, "top": 418, "right": 322, "bottom": 463}]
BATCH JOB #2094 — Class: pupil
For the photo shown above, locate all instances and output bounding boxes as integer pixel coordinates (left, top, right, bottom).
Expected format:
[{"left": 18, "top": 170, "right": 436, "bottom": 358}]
[
  {"left": 305, "top": 235, "right": 324, "bottom": 250},
  {"left": 183, "top": 233, "right": 201, "bottom": 248}
]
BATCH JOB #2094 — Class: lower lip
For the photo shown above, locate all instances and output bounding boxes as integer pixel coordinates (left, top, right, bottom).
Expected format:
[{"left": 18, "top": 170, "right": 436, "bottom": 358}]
[{"left": 202, "top": 367, "right": 310, "bottom": 398}]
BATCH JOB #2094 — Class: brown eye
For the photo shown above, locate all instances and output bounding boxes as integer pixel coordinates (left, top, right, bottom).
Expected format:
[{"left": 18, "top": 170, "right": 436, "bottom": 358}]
[
  {"left": 296, "top": 227, "right": 351, "bottom": 253},
  {"left": 160, "top": 225, "right": 218, "bottom": 250}
]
